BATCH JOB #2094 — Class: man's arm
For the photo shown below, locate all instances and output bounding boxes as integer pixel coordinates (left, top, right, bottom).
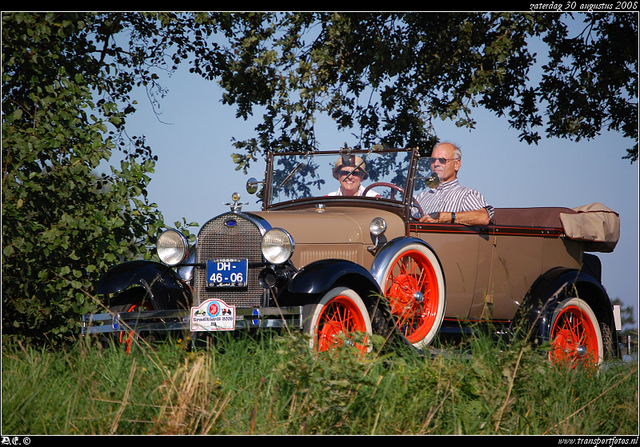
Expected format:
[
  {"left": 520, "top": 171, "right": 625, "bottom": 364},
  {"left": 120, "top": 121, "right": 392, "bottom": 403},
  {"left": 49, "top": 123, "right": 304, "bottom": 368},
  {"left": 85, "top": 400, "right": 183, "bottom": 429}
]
[{"left": 419, "top": 209, "right": 490, "bottom": 226}]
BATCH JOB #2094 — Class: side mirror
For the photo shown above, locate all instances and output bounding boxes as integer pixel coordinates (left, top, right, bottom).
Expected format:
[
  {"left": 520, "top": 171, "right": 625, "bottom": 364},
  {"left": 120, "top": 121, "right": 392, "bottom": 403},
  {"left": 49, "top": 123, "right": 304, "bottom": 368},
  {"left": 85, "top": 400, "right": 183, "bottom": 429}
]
[
  {"left": 246, "top": 177, "right": 261, "bottom": 195},
  {"left": 425, "top": 172, "right": 441, "bottom": 189}
]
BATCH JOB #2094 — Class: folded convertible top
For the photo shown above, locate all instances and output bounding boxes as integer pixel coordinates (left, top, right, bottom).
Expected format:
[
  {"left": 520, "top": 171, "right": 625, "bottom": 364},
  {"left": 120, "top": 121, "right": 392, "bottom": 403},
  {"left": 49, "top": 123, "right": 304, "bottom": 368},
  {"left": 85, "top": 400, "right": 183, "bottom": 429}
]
[{"left": 560, "top": 202, "right": 620, "bottom": 253}]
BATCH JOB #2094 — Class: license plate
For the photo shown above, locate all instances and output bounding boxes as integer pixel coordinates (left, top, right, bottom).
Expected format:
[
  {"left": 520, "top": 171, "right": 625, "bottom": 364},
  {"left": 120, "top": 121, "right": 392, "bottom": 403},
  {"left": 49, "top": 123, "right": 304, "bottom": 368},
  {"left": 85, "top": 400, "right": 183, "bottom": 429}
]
[{"left": 206, "top": 259, "right": 247, "bottom": 287}]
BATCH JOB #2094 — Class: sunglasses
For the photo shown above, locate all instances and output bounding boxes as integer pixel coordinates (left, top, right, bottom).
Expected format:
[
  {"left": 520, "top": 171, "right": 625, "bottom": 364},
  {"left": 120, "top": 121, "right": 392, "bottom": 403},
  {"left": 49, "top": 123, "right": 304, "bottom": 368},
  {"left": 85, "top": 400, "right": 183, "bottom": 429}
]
[
  {"left": 429, "top": 157, "right": 459, "bottom": 165},
  {"left": 339, "top": 169, "right": 364, "bottom": 178}
]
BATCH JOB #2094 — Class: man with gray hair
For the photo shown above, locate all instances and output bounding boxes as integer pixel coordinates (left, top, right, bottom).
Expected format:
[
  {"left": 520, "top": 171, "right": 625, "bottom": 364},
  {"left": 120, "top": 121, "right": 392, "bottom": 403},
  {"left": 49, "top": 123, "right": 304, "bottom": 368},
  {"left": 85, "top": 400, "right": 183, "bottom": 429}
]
[{"left": 414, "top": 142, "right": 494, "bottom": 226}]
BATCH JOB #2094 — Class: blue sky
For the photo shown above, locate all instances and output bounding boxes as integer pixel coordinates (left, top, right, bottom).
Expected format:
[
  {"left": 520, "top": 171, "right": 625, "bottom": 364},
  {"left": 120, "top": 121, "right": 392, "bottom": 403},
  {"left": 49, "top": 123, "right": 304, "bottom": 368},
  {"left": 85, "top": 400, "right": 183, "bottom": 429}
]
[{"left": 118, "top": 55, "right": 638, "bottom": 322}]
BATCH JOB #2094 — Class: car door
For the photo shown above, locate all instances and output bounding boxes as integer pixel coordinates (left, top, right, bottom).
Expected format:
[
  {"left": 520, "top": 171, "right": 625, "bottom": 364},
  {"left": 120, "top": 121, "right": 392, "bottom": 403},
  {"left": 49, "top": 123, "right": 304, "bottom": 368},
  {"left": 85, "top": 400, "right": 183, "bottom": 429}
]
[{"left": 469, "top": 225, "right": 544, "bottom": 321}]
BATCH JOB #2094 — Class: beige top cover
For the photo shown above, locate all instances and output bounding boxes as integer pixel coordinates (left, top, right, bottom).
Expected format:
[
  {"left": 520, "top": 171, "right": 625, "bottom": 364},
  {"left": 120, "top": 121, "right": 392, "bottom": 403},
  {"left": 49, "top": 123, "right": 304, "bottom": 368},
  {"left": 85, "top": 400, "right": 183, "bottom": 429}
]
[{"left": 560, "top": 203, "right": 620, "bottom": 253}]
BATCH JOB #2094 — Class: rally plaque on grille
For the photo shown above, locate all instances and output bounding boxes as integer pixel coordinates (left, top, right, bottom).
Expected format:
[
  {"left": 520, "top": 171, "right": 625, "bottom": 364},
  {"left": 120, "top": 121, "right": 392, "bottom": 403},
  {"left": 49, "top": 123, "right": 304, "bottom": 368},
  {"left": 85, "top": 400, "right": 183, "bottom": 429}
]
[{"left": 190, "top": 299, "right": 236, "bottom": 332}]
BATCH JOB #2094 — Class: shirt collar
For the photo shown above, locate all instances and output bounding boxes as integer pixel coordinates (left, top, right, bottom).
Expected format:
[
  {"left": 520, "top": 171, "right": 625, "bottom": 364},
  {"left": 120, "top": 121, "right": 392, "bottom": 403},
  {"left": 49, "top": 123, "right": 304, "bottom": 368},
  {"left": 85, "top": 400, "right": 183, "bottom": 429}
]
[{"left": 437, "top": 178, "right": 460, "bottom": 190}]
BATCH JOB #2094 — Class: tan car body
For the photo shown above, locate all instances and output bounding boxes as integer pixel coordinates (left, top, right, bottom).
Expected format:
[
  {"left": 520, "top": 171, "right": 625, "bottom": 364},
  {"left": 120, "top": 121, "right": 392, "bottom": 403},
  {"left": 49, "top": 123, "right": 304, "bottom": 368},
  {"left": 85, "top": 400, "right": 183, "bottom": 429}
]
[{"left": 253, "top": 204, "right": 584, "bottom": 325}]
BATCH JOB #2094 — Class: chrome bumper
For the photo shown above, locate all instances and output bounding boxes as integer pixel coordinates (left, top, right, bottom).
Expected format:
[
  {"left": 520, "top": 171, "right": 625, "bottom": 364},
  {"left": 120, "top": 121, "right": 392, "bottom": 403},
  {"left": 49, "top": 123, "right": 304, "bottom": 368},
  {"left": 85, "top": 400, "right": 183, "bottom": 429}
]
[{"left": 81, "top": 306, "right": 303, "bottom": 335}]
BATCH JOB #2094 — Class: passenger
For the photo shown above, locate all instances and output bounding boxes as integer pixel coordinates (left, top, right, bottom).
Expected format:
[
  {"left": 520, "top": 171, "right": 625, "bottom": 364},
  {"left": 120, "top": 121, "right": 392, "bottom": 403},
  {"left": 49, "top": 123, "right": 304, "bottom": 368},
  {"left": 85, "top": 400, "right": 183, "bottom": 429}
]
[
  {"left": 414, "top": 142, "right": 494, "bottom": 226},
  {"left": 328, "top": 155, "right": 380, "bottom": 197}
]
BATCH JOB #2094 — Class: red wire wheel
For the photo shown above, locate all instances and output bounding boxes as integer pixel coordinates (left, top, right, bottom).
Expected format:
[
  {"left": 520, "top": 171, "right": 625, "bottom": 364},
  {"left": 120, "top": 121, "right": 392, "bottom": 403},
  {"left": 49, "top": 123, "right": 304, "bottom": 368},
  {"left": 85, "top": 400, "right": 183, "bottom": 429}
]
[
  {"left": 303, "top": 287, "right": 372, "bottom": 354},
  {"left": 382, "top": 244, "right": 445, "bottom": 349},
  {"left": 549, "top": 297, "right": 603, "bottom": 368},
  {"left": 111, "top": 297, "right": 154, "bottom": 354}
]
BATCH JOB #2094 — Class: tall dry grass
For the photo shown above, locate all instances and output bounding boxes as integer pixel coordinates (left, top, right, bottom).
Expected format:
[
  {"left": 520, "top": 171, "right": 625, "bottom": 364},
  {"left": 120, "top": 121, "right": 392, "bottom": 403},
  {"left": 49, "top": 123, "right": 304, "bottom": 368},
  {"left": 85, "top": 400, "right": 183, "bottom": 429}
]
[{"left": 2, "top": 330, "right": 638, "bottom": 435}]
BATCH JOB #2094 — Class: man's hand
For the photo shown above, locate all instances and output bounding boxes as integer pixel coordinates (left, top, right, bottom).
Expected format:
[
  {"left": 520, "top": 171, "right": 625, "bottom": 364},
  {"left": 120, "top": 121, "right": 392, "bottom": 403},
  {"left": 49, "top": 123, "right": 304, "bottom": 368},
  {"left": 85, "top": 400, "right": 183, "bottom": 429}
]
[
  {"left": 419, "top": 210, "right": 490, "bottom": 226},
  {"left": 418, "top": 213, "right": 447, "bottom": 224}
]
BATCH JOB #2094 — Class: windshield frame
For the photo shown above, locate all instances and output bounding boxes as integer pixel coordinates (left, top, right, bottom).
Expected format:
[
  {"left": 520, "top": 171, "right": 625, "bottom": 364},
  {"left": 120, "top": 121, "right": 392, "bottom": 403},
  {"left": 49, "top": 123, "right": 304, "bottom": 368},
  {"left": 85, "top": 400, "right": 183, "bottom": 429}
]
[{"left": 261, "top": 148, "right": 421, "bottom": 217}]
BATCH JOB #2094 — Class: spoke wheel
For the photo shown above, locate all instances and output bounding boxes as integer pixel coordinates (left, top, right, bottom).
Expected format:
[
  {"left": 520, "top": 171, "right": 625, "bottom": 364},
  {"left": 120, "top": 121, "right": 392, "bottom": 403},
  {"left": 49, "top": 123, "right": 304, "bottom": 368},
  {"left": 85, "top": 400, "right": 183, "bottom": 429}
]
[
  {"left": 110, "top": 293, "right": 154, "bottom": 354},
  {"left": 303, "top": 287, "right": 372, "bottom": 354},
  {"left": 382, "top": 244, "right": 445, "bottom": 349},
  {"left": 550, "top": 297, "right": 603, "bottom": 368}
]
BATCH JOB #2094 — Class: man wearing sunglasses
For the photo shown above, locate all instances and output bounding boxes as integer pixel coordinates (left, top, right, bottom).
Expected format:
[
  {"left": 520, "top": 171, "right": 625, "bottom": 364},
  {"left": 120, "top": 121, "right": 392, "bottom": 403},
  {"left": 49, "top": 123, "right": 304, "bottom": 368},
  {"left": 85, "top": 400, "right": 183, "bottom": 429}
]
[
  {"left": 328, "top": 155, "right": 380, "bottom": 197},
  {"left": 415, "top": 142, "right": 494, "bottom": 226}
]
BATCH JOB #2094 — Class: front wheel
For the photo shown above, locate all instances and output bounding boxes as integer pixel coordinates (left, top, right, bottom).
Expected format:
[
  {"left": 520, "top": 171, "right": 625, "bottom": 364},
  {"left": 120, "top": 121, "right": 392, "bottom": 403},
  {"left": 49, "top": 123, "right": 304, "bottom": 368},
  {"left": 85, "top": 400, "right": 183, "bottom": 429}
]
[
  {"left": 549, "top": 297, "right": 604, "bottom": 368},
  {"left": 109, "top": 288, "right": 154, "bottom": 353},
  {"left": 302, "top": 287, "right": 373, "bottom": 354},
  {"left": 380, "top": 243, "right": 446, "bottom": 350}
]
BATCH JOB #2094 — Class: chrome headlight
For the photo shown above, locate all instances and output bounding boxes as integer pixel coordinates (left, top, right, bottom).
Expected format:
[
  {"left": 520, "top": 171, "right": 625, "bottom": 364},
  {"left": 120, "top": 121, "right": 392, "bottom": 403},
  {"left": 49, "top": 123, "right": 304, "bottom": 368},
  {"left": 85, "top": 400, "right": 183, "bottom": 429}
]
[
  {"left": 261, "top": 228, "right": 295, "bottom": 264},
  {"left": 157, "top": 229, "right": 189, "bottom": 266}
]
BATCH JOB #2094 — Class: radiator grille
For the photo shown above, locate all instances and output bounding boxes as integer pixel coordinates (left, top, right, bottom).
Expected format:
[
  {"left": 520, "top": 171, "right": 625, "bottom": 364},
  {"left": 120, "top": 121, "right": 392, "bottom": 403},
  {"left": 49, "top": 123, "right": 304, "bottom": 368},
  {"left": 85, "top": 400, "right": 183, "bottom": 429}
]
[{"left": 193, "top": 213, "right": 265, "bottom": 308}]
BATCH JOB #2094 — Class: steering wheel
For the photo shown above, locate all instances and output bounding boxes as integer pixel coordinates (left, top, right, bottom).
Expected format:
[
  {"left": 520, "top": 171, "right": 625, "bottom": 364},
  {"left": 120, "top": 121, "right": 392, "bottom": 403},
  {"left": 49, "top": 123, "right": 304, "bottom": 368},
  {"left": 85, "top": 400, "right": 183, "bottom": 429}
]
[
  {"left": 362, "top": 182, "right": 425, "bottom": 217},
  {"left": 363, "top": 182, "right": 403, "bottom": 200}
]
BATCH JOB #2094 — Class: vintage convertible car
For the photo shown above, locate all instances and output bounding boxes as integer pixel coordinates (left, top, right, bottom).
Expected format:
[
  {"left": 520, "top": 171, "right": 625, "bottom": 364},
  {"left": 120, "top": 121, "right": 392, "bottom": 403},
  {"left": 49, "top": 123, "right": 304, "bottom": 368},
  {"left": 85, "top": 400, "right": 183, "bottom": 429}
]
[{"left": 82, "top": 147, "right": 622, "bottom": 366}]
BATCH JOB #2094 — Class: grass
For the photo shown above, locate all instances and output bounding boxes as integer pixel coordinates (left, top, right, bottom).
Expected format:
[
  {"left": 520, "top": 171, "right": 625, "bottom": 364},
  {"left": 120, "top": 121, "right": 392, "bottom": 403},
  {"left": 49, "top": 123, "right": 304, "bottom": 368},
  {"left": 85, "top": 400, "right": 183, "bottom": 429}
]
[{"left": 2, "top": 329, "right": 638, "bottom": 435}]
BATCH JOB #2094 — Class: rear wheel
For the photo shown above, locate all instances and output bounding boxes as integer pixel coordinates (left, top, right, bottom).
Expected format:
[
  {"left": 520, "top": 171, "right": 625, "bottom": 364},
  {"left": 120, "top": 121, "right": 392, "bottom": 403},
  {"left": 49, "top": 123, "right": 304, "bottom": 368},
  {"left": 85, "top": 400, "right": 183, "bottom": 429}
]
[
  {"left": 380, "top": 244, "right": 445, "bottom": 350},
  {"left": 549, "top": 297, "right": 604, "bottom": 368},
  {"left": 302, "top": 287, "right": 372, "bottom": 354}
]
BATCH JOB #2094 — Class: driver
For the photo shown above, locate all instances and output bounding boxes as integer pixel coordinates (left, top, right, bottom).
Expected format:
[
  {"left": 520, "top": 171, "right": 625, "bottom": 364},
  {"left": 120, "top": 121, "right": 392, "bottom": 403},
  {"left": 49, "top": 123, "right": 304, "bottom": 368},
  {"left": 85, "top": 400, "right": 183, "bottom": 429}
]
[
  {"left": 328, "top": 155, "right": 380, "bottom": 197},
  {"left": 414, "top": 142, "right": 494, "bottom": 226}
]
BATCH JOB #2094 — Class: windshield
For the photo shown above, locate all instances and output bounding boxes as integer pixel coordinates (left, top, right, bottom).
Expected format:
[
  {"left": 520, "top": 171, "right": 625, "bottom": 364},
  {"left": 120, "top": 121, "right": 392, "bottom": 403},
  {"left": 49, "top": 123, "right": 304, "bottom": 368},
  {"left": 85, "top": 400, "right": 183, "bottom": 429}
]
[
  {"left": 411, "top": 157, "right": 453, "bottom": 217},
  {"left": 413, "top": 157, "right": 444, "bottom": 197},
  {"left": 267, "top": 149, "right": 413, "bottom": 207}
]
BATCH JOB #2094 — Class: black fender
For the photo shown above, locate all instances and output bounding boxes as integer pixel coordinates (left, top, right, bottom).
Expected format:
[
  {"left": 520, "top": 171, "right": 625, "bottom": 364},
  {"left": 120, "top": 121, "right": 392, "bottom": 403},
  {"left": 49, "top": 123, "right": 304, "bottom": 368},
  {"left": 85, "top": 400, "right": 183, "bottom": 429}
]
[
  {"left": 278, "top": 259, "right": 382, "bottom": 305},
  {"left": 276, "top": 259, "right": 389, "bottom": 332},
  {"left": 97, "top": 260, "right": 191, "bottom": 310},
  {"left": 515, "top": 266, "right": 615, "bottom": 343}
]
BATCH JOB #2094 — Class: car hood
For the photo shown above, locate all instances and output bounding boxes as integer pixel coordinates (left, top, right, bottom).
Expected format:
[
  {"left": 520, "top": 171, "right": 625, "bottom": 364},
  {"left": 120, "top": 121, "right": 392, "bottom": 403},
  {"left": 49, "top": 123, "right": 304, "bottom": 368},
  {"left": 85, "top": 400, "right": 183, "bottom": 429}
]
[{"left": 249, "top": 206, "right": 404, "bottom": 269}]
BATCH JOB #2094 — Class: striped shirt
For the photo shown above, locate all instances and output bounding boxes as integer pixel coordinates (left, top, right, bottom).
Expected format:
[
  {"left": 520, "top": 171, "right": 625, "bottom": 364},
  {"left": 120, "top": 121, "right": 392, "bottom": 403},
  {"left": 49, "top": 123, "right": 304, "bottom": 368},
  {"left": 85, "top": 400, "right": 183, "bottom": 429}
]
[{"left": 413, "top": 178, "right": 494, "bottom": 220}]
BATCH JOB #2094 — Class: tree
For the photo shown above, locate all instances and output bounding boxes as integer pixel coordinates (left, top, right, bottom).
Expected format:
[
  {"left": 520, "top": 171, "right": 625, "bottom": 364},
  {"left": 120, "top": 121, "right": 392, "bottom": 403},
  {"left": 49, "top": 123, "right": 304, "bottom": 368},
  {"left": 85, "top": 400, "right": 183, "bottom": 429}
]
[
  {"left": 1, "top": 12, "right": 196, "bottom": 345},
  {"left": 540, "top": 13, "right": 637, "bottom": 162},
  {"left": 187, "top": 12, "right": 636, "bottom": 170}
]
